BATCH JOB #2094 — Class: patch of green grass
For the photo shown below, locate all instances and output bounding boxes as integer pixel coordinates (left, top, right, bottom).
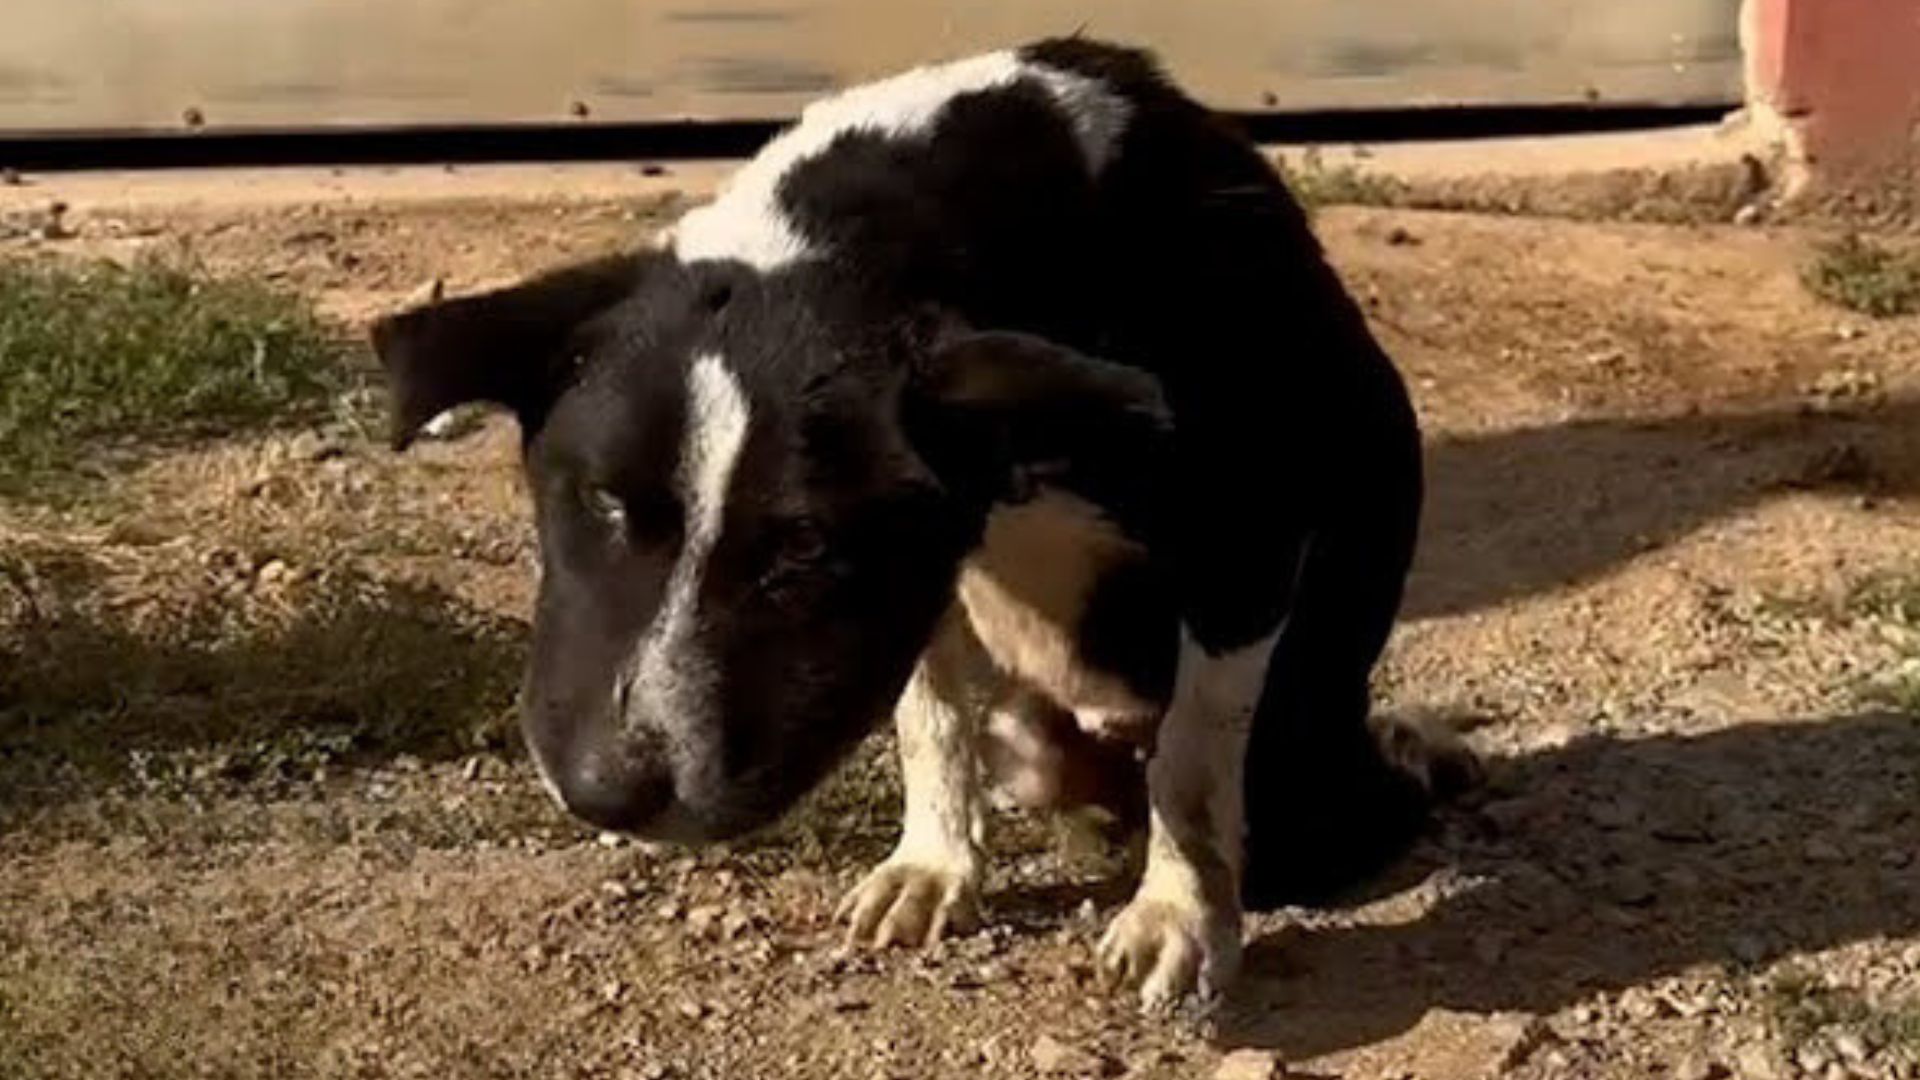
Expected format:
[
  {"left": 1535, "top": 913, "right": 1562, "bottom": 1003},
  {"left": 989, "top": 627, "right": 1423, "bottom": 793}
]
[
  {"left": 1801, "top": 234, "right": 1920, "bottom": 318},
  {"left": 1766, "top": 969, "right": 1920, "bottom": 1056},
  {"left": 0, "top": 256, "right": 351, "bottom": 498},
  {"left": 1278, "top": 150, "right": 1407, "bottom": 214},
  {"left": 1836, "top": 571, "right": 1920, "bottom": 713}
]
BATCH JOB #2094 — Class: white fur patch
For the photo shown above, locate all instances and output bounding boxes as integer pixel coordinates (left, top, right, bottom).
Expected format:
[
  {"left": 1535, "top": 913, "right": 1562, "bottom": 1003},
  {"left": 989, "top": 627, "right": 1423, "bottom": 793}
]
[
  {"left": 1100, "top": 625, "right": 1277, "bottom": 1006},
  {"left": 893, "top": 643, "right": 987, "bottom": 861},
  {"left": 838, "top": 615, "right": 990, "bottom": 948},
  {"left": 1032, "top": 68, "right": 1132, "bottom": 173},
  {"left": 624, "top": 354, "right": 751, "bottom": 770},
  {"left": 671, "top": 51, "right": 1130, "bottom": 271},
  {"left": 1137, "top": 628, "right": 1275, "bottom": 903}
]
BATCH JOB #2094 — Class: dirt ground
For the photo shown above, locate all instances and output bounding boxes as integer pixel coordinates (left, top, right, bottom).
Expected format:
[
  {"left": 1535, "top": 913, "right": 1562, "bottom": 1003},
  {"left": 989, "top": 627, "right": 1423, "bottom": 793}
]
[{"left": 2, "top": 163, "right": 1919, "bottom": 1080}]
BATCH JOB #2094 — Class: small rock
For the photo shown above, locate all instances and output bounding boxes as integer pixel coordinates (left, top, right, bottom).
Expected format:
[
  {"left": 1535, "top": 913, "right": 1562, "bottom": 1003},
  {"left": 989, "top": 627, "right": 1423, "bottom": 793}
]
[
  {"left": 1620, "top": 988, "right": 1666, "bottom": 1021},
  {"left": 1480, "top": 797, "right": 1538, "bottom": 833},
  {"left": 686, "top": 904, "right": 724, "bottom": 939},
  {"left": 1804, "top": 837, "right": 1844, "bottom": 864},
  {"left": 1676, "top": 1052, "right": 1728, "bottom": 1080},
  {"left": 829, "top": 992, "right": 871, "bottom": 1014},
  {"left": 1610, "top": 868, "right": 1657, "bottom": 907},
  {"left": 1735, "top": 1044, "right": 1781, "bottom": 1080},
  {"left": 597, "top": 831, "right": 626, "bottom": 848},
  {"left": 1487, "top": 1012, "right": 1553, "bottom": 1072},
  {"left": 39, "top": 200, "right": 73, "bottom": 240},
  {"left": 461, "top": 757, "right": 484, "bottom": 781},
  {"left": 1796, "top": 1045, "right": 1831, "bottom": 1074},
  {"left": 0, "top": 168, "right": 22, "bottom": 186},
  {"left": 255, "top": 559, "right": 290, "bottom": 586},
  {"left": 298, "top": 435, "right": 346, "bottom": 462},
  {"left": 1213, "top": 1048, "right": 1284, "bottom": 1080},
  {"left": 640, "top": 163, "right": 670, "bottom": 177},
  {"left": 1832, "top": 1032, "right": 1869, "bottom": 1064},
  {"left": 1030, "top": 1035, "right": 1105, "bottom": 1076},
  {"left": 654, "top": 899, "right": 683, "bottom": 921},
  {"left": 404, "top": 277, "right": 446, "bottom": 308},
  {"left": 676, "top": 1000, "right": 705, "bottom": 1021},
  {"left": 1733, "top": 203, "right": 1764, "bottom": 226},
  {"left": 1385, "top": 226, "right": 1421, "bottom": 247},
  {"left": 1589, "top": 796, "right": 1640, "bottom": 830}
]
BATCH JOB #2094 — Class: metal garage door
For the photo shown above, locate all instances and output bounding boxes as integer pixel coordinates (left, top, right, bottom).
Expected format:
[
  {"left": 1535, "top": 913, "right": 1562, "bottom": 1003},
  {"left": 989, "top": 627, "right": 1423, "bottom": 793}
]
[{"left": 0, "top": 0, "right": 1744, "bottom": 135}]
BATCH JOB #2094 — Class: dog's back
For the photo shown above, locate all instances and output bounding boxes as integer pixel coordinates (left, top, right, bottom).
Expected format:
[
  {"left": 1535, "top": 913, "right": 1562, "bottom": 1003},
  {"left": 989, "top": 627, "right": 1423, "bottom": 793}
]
[
  {"left": 376, "top": 40, "right": 1467, "bottom": 1007},
  {"left": 674, "top": 38, "right": 1442, "bottom": 905}
]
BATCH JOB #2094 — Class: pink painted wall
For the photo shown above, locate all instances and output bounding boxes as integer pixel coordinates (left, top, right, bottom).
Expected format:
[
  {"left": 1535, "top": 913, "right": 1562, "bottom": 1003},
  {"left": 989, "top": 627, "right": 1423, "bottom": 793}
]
[{"left": 1749, "top": 0, "right": 1920, "bottom": 191}]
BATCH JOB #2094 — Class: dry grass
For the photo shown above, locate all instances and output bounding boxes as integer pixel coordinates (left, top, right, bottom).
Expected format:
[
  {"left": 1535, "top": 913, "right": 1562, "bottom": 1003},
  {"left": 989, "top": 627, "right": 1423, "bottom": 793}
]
[{"left": 1277, "top": 151, "right": 1407, "bottom": 214}]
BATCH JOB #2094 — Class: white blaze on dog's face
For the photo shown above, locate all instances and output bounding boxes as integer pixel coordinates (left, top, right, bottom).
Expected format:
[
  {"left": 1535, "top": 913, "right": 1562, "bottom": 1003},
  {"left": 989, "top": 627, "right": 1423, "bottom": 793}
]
[
  {"left": 367, "top": 47, "right": 1168, "bottom": 842},
  {"left": 373, "top": 258, "right": 979, "bottom": 839},
  {"left": 371, "top": 251, "right": 1170, "bottom": 842}
]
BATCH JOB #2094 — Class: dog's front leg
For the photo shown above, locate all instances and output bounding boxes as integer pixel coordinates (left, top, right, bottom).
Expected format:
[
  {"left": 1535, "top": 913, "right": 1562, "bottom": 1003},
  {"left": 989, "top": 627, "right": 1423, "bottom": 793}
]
[
  {"left": 1099, "top": 625, "right": 1275, "bottom": 1008},
  {"left": 839, "top": 613, "right": 988, "bottom": 948}
]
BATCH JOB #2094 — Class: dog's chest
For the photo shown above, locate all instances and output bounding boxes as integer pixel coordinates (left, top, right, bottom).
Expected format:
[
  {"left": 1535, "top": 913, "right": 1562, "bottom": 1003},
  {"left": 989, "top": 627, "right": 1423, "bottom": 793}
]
[{"left": 956, "top": 492, "right": 1165, "bottom": 736}]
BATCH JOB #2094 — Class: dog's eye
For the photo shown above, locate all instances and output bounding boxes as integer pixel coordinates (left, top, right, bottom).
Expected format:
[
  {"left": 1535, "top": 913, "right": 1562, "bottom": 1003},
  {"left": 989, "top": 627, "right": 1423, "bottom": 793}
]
[
  {"left": 781, "top": 517, "right": 827, "bottom": 563},
  {"left": 580, "top": 485, "right": 627, "bottom": 529},
  {"left": 755, "top": 518, "right": 828, "bottom": 596}
]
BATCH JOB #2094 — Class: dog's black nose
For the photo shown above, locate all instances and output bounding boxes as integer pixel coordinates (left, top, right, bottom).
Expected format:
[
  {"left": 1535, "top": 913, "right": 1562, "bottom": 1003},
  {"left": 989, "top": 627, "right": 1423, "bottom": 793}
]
[{"left": 542, "top": 739, "right": 676, "bottom": 834}]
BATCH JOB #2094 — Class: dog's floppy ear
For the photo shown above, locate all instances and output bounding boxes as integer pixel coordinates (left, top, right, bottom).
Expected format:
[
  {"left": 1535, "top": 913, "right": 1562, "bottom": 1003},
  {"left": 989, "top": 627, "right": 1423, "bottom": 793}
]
[
  {"left": 904, "top": 327, "right": 1171, "bottom": 505},
  {"left": 369, "top": 252, "right": 651, "bottom": 450}
]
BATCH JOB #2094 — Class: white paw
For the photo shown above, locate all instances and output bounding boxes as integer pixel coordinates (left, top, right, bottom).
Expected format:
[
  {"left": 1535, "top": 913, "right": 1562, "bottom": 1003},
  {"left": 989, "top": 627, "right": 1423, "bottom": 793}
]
[
  {"left": 1097, "top": 895, "right": 1241, "bottom": 1010},
  {"left": 836, "top": 858, "right": 981, "bottom": 949}
]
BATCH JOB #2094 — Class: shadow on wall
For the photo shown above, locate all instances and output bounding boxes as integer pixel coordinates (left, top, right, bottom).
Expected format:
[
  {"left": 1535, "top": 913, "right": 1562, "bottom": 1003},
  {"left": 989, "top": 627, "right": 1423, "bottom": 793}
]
[
  {"left": 1407, "top": 396, "right": 1920, "bottom": 619},
  {"left": 1223, "top": 710, "right": 1920, "bottom": 1057}
]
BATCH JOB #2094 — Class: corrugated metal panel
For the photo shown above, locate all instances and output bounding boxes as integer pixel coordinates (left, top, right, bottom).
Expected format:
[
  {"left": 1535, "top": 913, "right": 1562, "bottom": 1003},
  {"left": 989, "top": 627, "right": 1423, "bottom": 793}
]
[{"left": 0, "top": 0, "right": 1743, "bottom": 135}]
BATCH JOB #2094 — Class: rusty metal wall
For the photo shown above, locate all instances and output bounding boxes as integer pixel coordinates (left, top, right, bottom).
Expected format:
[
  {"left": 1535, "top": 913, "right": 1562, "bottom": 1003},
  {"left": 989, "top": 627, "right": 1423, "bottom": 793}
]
[{"left": 0, "top": 0, "right": 1743, "bottom": 135}]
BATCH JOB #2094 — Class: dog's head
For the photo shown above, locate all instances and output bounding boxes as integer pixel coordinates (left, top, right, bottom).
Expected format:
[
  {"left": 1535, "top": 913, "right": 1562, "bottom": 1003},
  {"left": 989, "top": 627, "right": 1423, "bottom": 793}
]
[{"left": 372, "top": 252, "right": 1166, "bottom": 841}]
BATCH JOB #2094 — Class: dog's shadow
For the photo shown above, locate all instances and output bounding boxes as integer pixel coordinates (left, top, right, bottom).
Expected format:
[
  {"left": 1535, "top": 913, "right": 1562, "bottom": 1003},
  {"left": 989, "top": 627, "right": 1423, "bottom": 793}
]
[{"left": 1217, "top": 711, "right": 1920, "bottom": 1057}]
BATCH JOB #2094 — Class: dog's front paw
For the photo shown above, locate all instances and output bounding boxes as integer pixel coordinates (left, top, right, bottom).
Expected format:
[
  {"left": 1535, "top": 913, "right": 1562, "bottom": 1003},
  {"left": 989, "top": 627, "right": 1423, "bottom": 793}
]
[
  {"left": 1097, "top": 895, "right": 1241, "bottom": 1010},
  {"left": 837, "top": 857, "right": 981, "bottom": 949}
]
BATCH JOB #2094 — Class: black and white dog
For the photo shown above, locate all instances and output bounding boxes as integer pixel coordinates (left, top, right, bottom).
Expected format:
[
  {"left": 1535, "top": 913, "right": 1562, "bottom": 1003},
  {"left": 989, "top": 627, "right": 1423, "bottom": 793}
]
[{"left": 373, "top": 39, "right": 1473, "bottom": 1007}]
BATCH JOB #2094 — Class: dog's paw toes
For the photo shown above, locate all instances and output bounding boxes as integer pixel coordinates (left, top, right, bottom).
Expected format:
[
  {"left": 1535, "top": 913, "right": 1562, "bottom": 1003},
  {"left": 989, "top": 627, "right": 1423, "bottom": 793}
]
[
  {"left": 836, "top": 858, "right": 981, "bottom": 949},
  {"left": 1096, "top": 897, "right": 1240, "bottom": 1011},
  {"left": 1370, "top": 709, "right": 1486, "bottom": 798}
]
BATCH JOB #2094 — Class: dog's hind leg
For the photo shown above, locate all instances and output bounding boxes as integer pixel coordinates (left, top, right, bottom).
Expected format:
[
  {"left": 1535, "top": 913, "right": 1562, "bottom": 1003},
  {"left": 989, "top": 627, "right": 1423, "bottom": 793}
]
[{"left": 1237, "top": 381, "right": 1478, "bottom": 909}]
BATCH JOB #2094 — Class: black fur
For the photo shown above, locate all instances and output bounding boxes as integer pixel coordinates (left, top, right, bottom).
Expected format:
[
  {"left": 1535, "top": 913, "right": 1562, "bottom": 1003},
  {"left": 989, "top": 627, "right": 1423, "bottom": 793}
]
[{"left": 372, "top": 39, "right": 1430, "bottom": 906}]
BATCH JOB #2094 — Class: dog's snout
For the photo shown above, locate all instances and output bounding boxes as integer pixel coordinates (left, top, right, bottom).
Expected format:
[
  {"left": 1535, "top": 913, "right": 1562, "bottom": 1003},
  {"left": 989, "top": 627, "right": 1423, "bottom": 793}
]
[{"left": 544, "top": 739, "right": 675, "bottom": 834}]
